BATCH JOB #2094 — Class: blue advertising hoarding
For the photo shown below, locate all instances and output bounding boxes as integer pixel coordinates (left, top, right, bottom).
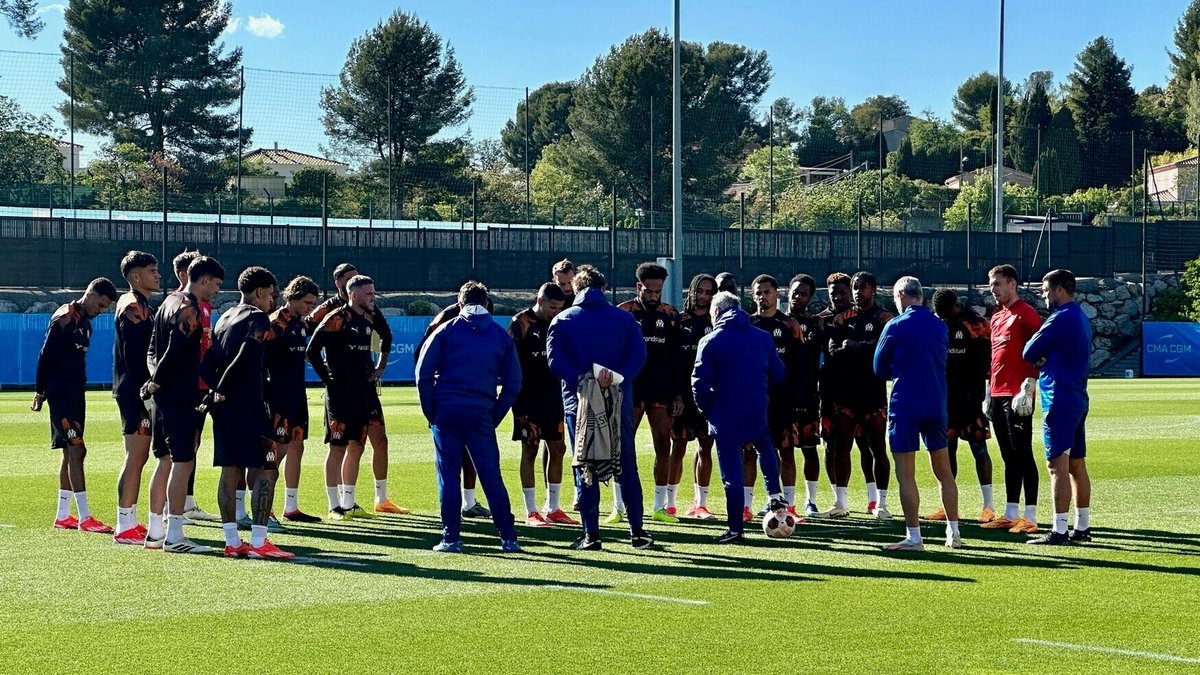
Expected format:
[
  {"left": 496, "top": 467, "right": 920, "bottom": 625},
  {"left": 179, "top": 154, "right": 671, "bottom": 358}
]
[
  {"left": 0, "top": 313, "right": 512, "bottom": 388},
  {"left": 1143, "top": 322, "right": 1200, "bottom": 377}
]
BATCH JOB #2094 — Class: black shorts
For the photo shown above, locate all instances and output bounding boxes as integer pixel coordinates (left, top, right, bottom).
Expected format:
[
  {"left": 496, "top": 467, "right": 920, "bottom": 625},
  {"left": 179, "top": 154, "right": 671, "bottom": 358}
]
[
  {"left": 324, "top": 392, "right": 369, "bottom": 447},
  {"left": 948, "top": 397, "right": 991, "bottom": 443},
  {"left": 672, "top": 403, "right": 709, "bottom": 443},
  {"left": 151, "top": 395, "right": 202, "bottom": 463},
  {"left": 512, "top": 414, "right": 565, "bottom": 443},
  {"left": 47, "top": 392, "right": 85, "bottom": 450},
  {"left": 633, "top": 377, "right": 675, "bottom": 409},
  {"left": 212, "top": 407, "right": 275, "bottom": 469},
  {"left": 367, "top": 388, "right": 386, "bottom": 430},
  {"left": 795, "top": 406, "right": 821, "bottom": 448},
  {"left": 115, "top": 393, "right": 152, "bottom": 438},
  {"left": 768, "top": 402, "right": 800, "bottom": 451},
  {"left": 269, "top": 399, "right": 309, "bottom": 444}
]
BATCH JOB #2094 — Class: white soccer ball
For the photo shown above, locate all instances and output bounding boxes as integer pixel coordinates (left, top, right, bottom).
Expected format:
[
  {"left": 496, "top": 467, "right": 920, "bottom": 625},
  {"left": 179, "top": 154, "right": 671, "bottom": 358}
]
[{"left": 761, "top": 509, "right": 797, "bottom": 539}]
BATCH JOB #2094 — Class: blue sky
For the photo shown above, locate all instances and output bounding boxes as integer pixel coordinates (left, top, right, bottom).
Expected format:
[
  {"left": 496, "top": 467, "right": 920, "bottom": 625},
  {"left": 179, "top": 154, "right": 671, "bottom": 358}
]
[{"left": 0, "top": 0, "right": 1192, "bottom": 165}]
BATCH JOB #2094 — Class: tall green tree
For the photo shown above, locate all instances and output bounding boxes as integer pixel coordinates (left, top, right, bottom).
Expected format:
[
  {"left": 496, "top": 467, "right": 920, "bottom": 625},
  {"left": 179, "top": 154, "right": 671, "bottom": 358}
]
[
  {"left": 500, "top": 82, "right": 575, "bottom": 168},
  {"left": 952, "top": 72, "right": 1012, "bottom": 131},
  {"left": 1168, "top": 0, "right": 1200, "bottom": 103},
  {"left": 767, "top": 97, "right": 804, "bottom": 146},
  {"left": 321, "top": 10, "right": 473, "bottom": 180},
  {"left": 565, "top": 29, "right": 770, "bottom": 209},
  {"left": 796, "top": 96, "right": 852, "bottom": 166},
  {"left": 1009, "top": 76, "right": 1053, "bottom": 173},
  {"left": 1138, "top": 84, "right": 1188, "bottom": 152},
  {"left": 0, "top": 94, "right": 63, "bottom": 185},
  {"left": 849, "top": 94, "right": 909, "bottom": 145},
  {"left": 1035, "top": 106, "right": 1084, "bottom": 196},
  {"left": 59, "top": 0, "right": 245, "bottom": 158},
  {"left": 1, "top": 0, "right": 40, "bottom": 37},
  {"left": 1066, "top": 37, "right": 1139, "bottom": 188}
]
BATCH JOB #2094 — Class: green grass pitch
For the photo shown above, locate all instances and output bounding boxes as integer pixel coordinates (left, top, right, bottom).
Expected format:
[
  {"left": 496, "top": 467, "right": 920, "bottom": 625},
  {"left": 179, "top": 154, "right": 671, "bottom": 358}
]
[{"left": 1, "top": 380, "right": 1199, "bottom": 673}]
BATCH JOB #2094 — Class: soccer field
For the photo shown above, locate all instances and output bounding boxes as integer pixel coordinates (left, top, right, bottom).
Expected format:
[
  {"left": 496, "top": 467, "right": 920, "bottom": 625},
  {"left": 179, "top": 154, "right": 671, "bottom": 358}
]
[{"left": 1, "top": 381, "right": 1199, "bottom": 674}]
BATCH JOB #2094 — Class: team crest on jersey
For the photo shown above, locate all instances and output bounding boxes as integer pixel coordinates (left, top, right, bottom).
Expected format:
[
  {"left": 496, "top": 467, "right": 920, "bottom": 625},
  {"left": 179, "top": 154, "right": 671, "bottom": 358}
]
[
  {"left": 773, "top": 328, "right": 782, "bottom": 337},
  {"left": 703, "top": 326, "right": 712, "bottom": 334},
  {"left": 865, "top": 323, "right": 874, "bottom": 333},
  {"left": 365, "top": 326, "right": 372, "bottom": 335},
  {"left": 300, "top": 328, "right": 306, "bottom": 337},
  {"left": 655, "top": 318, "right": 664, "bottom": 328},
  {"left": 956, "top": 331, "right": 964, "bottom": 340}
]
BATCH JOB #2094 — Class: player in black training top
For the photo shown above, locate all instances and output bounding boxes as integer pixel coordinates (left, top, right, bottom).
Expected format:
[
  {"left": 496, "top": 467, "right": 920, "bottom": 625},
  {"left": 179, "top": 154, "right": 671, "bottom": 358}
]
[
  {"left": 673, "top": 273, "right": 717, "bottom": 520},
  {"left": 111, "top": 251, "right": 161, "bottom": 545},
  {"left": 305, "top": 262, "right": 403, "bottom": 515},
  {"left": 748, "top": 274, "right": 806, "bottom": 522},
  {"left": 143, "top": 255, "right": 224, "bottom": 553},
  {"left": 266, "top": 275, "right": 320, "bottom": 523},
  {"left": 618, "top": 262, "right": 683, "bottom": 524},
  {"left": 203, "top": 266, "right": 294, "bottom": 560},
  {"left": 33, "top": 278, "right": 118, "bottom": 534},
  {"left": 932, "top": 288, "right": 996, "bottom": 523},
  {"left": 787, "top": 273, "right": 826, "bottom": 518},
  {"left": 826, "top": 271, "right": 895, "bottom": 520},
  {"left": 817, "top": 272, "right": 853, "bottom": 517},
  {"left": 308, "top": 274, "right": 393, "bottom": 520},
  {"left": 416, "top": 294, "right": 495, "bottom": 519},
  {"left": 509, "top": 282, "right": 574, "bottom": 527}
]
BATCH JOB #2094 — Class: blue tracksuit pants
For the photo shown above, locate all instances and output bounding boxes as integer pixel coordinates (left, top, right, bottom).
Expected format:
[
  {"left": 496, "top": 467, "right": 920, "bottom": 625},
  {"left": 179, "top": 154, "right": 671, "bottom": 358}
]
[
  {"left": 715, "top": 430, "right": 782, "bottom": 534},
  {"left": 565, "top": 393, "right": 644, "bottom": 538},
  {"left": 431, "top": 405, "right": 517, "bottom": 543}
]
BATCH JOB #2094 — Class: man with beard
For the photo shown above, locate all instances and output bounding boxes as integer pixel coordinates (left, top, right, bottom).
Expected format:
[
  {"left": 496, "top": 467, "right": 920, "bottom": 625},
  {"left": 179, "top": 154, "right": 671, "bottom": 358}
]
[
  {"left": 673, "top": 273, "right": 718, "bottom": 520},
  {"left": 787, "top": 273, "right": 825, "bottom": 518}
]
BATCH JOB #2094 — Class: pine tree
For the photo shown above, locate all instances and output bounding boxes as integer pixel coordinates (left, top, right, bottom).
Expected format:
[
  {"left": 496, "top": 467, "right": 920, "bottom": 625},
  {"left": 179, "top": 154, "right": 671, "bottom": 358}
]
[
  {"left": 58, "top": 0, "right": 245, "bottom": 158},
  {"left": 1066, "top": 37, "right": 1139, "bottom": 188},
  {"left": 1036, "top": 107, "right": 1083, "bottom": 196},
  {"left": 1009, "top": 77, "right": 1053, "bottom": 174},
  {"left": 1168, "top": 0, "right": 1200, "bottom": 103}
]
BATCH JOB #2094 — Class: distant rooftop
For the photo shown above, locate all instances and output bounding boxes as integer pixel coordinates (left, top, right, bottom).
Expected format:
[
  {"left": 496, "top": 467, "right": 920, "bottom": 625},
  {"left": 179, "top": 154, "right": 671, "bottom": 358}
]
[{"left": 242, "top": 147, "right": 348, "bottom": 168}]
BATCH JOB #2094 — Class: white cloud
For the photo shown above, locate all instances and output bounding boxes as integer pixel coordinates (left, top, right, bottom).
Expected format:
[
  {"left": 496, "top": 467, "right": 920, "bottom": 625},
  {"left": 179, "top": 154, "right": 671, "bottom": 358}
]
[
  {"left": 245, "top": 13, "right": 284, "bottom": 39},
  {"left": 220, "top": 16, "right": 244, "bottom": 39},
  {"left": 35, "top": 3, "right": 67, "bottom": 16}
]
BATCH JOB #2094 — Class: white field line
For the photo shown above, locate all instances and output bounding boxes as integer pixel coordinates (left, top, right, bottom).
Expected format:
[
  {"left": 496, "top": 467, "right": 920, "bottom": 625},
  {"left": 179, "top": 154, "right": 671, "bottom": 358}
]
[
  {"left": 1100, "top": 509, "right": 1200, "bottom": 518},
  {"left": 542, "top": 584, "right": 709, "bottom": 606},
  {"left": 289, "top": 556, "right": 369, "bottom": 568},
  {"left": 1013, "top": 639, "right": 1200, "bottom": 665},
  {"left": 0, "top": 524, "right": 15, "bottom": 529}
]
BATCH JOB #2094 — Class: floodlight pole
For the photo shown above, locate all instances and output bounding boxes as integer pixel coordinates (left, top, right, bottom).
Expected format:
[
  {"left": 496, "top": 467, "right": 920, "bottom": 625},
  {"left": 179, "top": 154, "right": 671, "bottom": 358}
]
[
  {"left": 993, "top": 0, "right": 1006, "bottom": 232},
  {"left": 671, "top": 0, "right": 684, "bottom": 308}
]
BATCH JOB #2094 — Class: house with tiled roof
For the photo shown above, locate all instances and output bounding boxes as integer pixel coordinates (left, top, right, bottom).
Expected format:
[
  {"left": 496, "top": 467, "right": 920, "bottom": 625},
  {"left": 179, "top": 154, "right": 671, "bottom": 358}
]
[{"left": 241, "top": 144, "right": 350, "bottom": 182}]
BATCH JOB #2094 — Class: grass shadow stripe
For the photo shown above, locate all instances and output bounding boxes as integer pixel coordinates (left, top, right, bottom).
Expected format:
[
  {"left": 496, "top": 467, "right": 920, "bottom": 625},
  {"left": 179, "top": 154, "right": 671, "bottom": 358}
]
[
  {"left": 289, "top": 556, "right": 370, "bottom": 568},
  {"left": 541, "top": 584, "right": 709, "bottom": 606},
  {"left": 1013, "top": 638, "right": 1200, "bottom": 665}
]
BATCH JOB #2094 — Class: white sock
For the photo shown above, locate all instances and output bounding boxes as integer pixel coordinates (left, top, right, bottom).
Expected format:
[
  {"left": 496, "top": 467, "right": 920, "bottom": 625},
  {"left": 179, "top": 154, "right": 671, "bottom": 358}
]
[
  {"left": 341, "top": 485, "right": 355, "bottom": 510},
  {"left": 462, "top": 488, "right": 477, "bottom": 509},
  {"left": 866, "top": 482, "right": 878, "bottom": 504},
  {"left": 666, "top": 484, "right": 679, "bottom": 509},
  {"left": 906, "top": 526, "right": 922, "bottom": 544},
  {"left": 166, "top": 515, "right": 185, "bottom": 542},
  {"left": 1024, "top": 504, "right": 1037, "bottom": 523},
  {"left": 947, "top": 520, "right": 960, "bottom": 537},
  {"left": 981, "top": 485, "right": 994, "bottom": 510},
  {"left": 56, "top": 489, "right": 72, "bottom": 520},
  {"left": 74, "top": 491, "right": 90, "bottom": 521},
  {"left": 1005, "top": 502, "right": 1019, "bottom": 521},
  {"left": 326, "top": 486, "right": 339, "bottom": 511},
  {"left": 148, "top": 512, "right": 164, "bottom": 539},
  {"left": 184, "top": 494, "right": 197, "bottom": 511},
  {"left": 117, "top": 506, "right": 136, "bottom": 532},
  {"left": 523, "top": 487, "right": 537, "bottom": 514},
  {"left": 830, "top": 483, "right": 839, "bottom": 503},
  {"left": 222, "top": 522, "right": 240, "bottom": 547},
  {"left": 835, "top": 486, "right": 849, "bottom": 510},
  {"left": 250, "top": 524, "right": 267, "bottom": 548},
  {"left": 743, "top": 486, "right": 754, "bottom": 508},
  {"left": 284, "top": 488, "right": 299, "bottom": 514},
  {"left": 1054, "top": 512, "right": 1068, "bottom": 535},
  {"left": 783, "top": 485, "right": 796, "bottom": 506},
  {"left": 877, "top": 490, "right": 889, "bottom": 510},
  {"left": 547, "top": 483, "right": 562, "bottom": 512},
  {"left": 1075, "top": 507, "right": 1090, "bottom": 531},
  {"left": 653, "top": 485, "right": 666, "bottom": 511},
  {"left": 805, "top": 481, "right": 818, "bottom": 506},
  {"left": 613, "top": 484, "right": 625, "bottom": 512},
  {"left": 374, "top": 479, "right": 388, "bottom": 505},
  {"left": 235, "top": 490, "right": 247, "bottom": 520},
  {"left": 697, "top": 485, "right": 709, "bottom": 508}
]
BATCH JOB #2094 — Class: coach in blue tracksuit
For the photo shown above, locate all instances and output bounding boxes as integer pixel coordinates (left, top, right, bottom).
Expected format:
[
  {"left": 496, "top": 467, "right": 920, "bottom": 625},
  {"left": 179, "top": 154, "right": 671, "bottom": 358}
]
[
  {"left": 873, "top": 276, "right": 959, "bottom": 552},
  {"left": 416, "top": 281, "right": 521, "bottom": 553},
  {"left": 691, "top": 291, "right": 787, "bottom": 544},
  {"left": 1022, "top": 268, "right": 1092, "bottom": 546},
  {"left": 546, "top": 264, "right": 653, "bottom": 551}
]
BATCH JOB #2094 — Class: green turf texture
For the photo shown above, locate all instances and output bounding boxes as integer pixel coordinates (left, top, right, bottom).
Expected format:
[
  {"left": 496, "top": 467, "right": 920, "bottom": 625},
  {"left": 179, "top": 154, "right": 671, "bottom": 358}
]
[{"left": 1, "top": 380, "right": 1199, "bottom": 674}]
